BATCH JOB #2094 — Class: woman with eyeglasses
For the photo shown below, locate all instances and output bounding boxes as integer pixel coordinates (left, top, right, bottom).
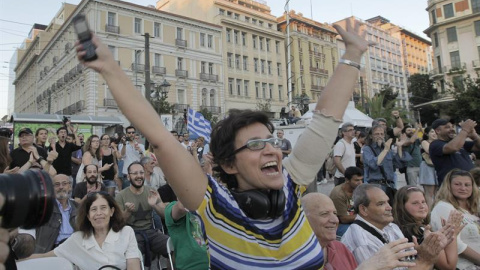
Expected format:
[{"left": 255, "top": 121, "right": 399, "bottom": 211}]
[
  {"left": 100, "top": 134, "right": 121, "bottom": 196},
  {"left": 76, "top": 135, "right": 113, "bottom": 184},
  {"left": 430, "top": 169, "right": 480, "bottom": 269},
  {"left": 76, "top": 18, "right": 372, "bottom": 269},
  {"left": 393, "top": 185, "right": 463, "bottom": 269},
  {"left": 27, "top": 192, "right": 141, "bottom": 269}
]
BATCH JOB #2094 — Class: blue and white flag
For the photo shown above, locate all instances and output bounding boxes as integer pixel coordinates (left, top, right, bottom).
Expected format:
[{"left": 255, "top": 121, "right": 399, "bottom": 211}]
[{"left": 187, "top": 108, "right": 212, "bottom": 143}]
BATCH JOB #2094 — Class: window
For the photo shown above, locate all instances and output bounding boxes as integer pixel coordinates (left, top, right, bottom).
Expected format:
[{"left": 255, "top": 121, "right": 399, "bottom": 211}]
[
  {"left": 450, "top": 51, "right": 461, "bottom": 68},
  {"left": 473, "top": 0, "right": 480, "bottom": 13},
  {"left": 262, "top": 83, "right": 266, "bottom": 98},
  {"left": 234, "top": 30, "right": 239, "bottom": 44},
  {"left": 478, "top": 46, "right": 480, "bottom": 58},
  {"left": 245, "top": 16, "right": 250, "bottom": 23},
  {"left": 227, "top": 53, "right": 233, "bottom": 68},
  {"left": 268, "top": 23, "right": 273, "bottom": 29},
  {"left": 237, "top": 79, "right": 242, "bottom": 95},
  {"left": 226, "top": 28, "right": 231, "bottom": 43},
  {"left": 202, "top": 89, "right": 208, "bottom": 106},
  {"left": 108, "top": 12, "right": 116, "bottom": 26},
  {"left": 207, "top": 35, "right": 213, "bottom": 48},
  {"left": 242, "top": 32, "right": 246, "bottom": 46},
  {"left": 227, "top": 11, "right": 232, "bottom": 17},
  {"left": 201, "top": 61, "right": 206, "bottom": 74},
  {"left": 253, "top": 35, "right": 257, "bottom": 48},
  {"left": 266, "top": 38, "right": 270, "bottom": 51},
  {"left": 269, "top": 84, "right": 273, "bottom": 99},
  {"left": 200, "top": 33, "right": 205, "bottom": 46},
  {"left": 475, "top": 20, "right": 480, "bottom": 36},
  {"left": 177, "top": 57, "right": 183, "bottom": 70},
  {"left": 219, "top": 9, "right": 225, "bottom": 15},
  {"left": 261, "top": 60, "right": 265, "bottom": 73},
  {"left": 278, "top": 85, "right": 283, "bottom": 100},
  {"left": 275, "top": 41, "right": 280, "bottom": 53},
  {"left": 235, "top": 54, "right": 240, "bottom": 69},
  {"left": 436, "top": 56, "right": 442, "bottom": 72},
  {"left": 154, "top": 22, "right": 161, "bottom": 38},
  {"left": 244, "top": 80, "right": 249, "bottom": 96},
  {"left": 210, "top": 89, "right": 215, "bottom": 106},
  {"left": 255, "top": 82, "right": 260, "bottom": 98},
  {"left": 234, "top": 13, "right": 240, "bottom": 20},
  {"left": 209, "top": 63, "right": 214, "bottom": 74},
  {"left": 259, "top": 21, "right": 264, "bottom": 27},
  {"left": 433, "top": 32, "right": 439, "bottom": 47},
  {"left": 243, "top": 56, "right": 248, "bottom": 70},
  {"left": 177, "top": 89, "right": 185, "bottom": 104},
  {"left": 446, "top": 27, "right": 457, "bottom": 42},
  {"left": 259, "top": 37, "right": 264, "bottom": 50},
  {"left": 134, "top": 50, "right": 141, "bottom": 64},
  {"left": 277, "top": 63, "right": 282, "bottom": 76},
  {"left": 267, "top": 61, "right": 272, "bottom": 74},
  {"left": 444, "top": 3, "right": 454, "bottom": 18},
  {"left": 229, "top": 78, "right": 234, "bottom": 95},
  {"left": 154, "top": 53, "right": 161, "bottom": 67},
  {"left": 177, "top": 27, "right": 183, "bottom": 39},
  {"left": 254, "top": 58, "right": 258, "bottom": 72},
  {"left": 252, "top": 18, "right": 257, "bottom": 24},
  {"left": 135, "top": 18, "right": 142, "bottom": 34}
]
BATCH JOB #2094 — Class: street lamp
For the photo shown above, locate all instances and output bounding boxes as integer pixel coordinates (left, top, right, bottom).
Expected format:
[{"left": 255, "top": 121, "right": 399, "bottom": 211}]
[
  {"left": 150, "top": 79, "right": 171, "bottom": 99},
  {"left": 293, "top": 93, "right": 310, "bottom": 115},
  {"left": 150, "top": 79, "right": 172, "bottom": 115}
]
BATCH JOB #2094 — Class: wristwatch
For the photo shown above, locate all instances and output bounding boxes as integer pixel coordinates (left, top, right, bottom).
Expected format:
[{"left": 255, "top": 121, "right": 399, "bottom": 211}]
[{"left": 36, "top": 156, "right": 45, "bottom": 163}]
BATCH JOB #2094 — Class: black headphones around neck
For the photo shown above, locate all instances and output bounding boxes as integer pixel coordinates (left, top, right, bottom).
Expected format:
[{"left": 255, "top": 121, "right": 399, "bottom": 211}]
[{"left": 230, "top": 189, "right": 286, "bottom": 220}]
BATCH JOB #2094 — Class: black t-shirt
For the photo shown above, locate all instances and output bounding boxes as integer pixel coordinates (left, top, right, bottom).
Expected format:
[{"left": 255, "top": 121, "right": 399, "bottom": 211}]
[
  {"left": 9, "top": 145, "right": 48, "bottom": 168},
  {"left": 73, "top": 181, "right": 106, "bottom": 199},
  {"left": 430, "top": 140, "right": 474, "bottom": 185},
  {"left": 51, "top": 142, "right": 81, "bottom": 176},
  {"left": 158, "top": 184, "right": 177, "bottom": 203}
]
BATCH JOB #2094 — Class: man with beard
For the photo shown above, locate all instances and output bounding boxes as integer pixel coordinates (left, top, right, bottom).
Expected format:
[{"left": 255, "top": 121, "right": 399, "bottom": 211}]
[
  {"left": 34, "top": 174, "right": 78, "bottom": 253},
  {"left": 72, "top": 164, "right": 106, "bottom": 204},
  {"left": 430, "top": 118, "right": 480, "bottom": 186},
  {"left": 362, "top": 125, "right": 410, "bottom": 204},
  {"left": 115, "top": 161, "right": 169, "bottom": 263}
]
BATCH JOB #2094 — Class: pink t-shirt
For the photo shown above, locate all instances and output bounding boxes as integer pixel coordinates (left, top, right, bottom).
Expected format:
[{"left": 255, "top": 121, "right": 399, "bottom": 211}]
[{"left": 326, "top": 240, "right": 358, "bottom": 270}]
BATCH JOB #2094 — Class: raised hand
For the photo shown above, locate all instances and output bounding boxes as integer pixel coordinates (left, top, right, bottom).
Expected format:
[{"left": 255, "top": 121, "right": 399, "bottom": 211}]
[
  {"left": 75, "top": 35, "right": 116, "bottom": 74},
  {"left": 147, "top": 189, "right": 162, "bottom": 207},
  {"left": 333, "top": 17, "right": 374, "bottom": 58},
  {"left": 384, "top": 138, "right": 393, "bottom": 150}
]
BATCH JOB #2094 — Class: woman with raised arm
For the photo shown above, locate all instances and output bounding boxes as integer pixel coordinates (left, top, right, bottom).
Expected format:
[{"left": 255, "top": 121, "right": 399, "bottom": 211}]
[{"left": 76, "top": 18, "right": 372, "bottom": 269}]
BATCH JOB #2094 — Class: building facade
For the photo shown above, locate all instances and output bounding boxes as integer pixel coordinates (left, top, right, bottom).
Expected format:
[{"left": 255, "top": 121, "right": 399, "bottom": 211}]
[
  {"left": 336, "top": 17, "right": 409, "bottom": 109},
  {"left": 277, "top": 10, "right": 338, "bottom": 103},
  {"left": 13, "top": 0, "right": 224, "bottom": 130},
  {"left": 157, "top": 0, "right": 288, "bottom": 116},
  {"left": 425, "top": 0, "right": 480, "bottom": 95}
]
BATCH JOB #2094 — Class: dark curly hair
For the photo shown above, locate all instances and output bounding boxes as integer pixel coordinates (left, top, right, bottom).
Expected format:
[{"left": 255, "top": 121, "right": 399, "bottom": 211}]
[
  {"left": 76, "top": 192, "right": 125, "bottom": 238},
  {"left": 210, "top": 109, "right": 274, "bottom": 189}
]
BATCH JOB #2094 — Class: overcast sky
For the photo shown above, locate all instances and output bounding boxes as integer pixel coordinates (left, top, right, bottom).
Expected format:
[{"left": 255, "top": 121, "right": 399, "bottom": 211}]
[{"left": 0, "top": 0, "right": 430, "bottom": 118}]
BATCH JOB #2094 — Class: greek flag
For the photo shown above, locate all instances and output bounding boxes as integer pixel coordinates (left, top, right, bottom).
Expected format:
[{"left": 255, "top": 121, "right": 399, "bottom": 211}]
[{"left": 187, "top": 108, "right": 212, "bottom": 143}]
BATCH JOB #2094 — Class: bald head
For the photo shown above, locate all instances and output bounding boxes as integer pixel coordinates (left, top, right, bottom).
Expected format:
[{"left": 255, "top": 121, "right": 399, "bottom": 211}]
[
  {"left": 301, "top": 193, "right": 339, "bottom": 246},
  {"left": 302, "top": 193, "right": 333, "bottom": 214}
]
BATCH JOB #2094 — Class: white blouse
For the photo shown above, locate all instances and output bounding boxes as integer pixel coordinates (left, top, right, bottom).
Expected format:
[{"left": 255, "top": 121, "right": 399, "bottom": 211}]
[{"left": 54, "top": 226, "right": 140, "bottom": 270}]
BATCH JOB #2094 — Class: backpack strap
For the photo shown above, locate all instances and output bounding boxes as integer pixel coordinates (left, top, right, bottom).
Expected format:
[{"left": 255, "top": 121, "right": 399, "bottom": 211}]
[{"left": 353, "top": 219, "right": 388, "bottom": 244}]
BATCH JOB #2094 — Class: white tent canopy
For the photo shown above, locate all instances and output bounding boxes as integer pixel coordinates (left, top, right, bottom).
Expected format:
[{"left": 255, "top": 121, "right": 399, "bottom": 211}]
[{"left": 300, "top": 101, "right": 373, "bottom": 127}]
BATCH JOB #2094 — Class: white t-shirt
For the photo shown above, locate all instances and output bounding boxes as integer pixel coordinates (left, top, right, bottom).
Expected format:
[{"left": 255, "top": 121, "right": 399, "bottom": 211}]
[
  {"left": 333, "top": 138, "right": 356, "bottom": 178},
  {"left": 54, "top": 226, "right": 141, "bottom": 270},
  {"left": 119, "top": 142, "right": 145, "bottom": 175},
  {"left": 430, "top": 200, "right": 480, "bottom": 270}
]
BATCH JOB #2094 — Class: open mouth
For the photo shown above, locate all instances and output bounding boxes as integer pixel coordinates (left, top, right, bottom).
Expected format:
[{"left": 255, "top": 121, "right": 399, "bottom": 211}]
[{"left": 261, "top": 161, "right": 279, "bottom": 176}]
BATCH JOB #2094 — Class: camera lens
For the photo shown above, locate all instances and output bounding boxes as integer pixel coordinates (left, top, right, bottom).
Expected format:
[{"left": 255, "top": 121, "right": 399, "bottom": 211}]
[{"left": 0, "top": 170, "right": 54, "bottom": 229}]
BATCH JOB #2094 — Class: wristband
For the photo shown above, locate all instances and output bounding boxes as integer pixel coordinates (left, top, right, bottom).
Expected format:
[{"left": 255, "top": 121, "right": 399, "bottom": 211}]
[
  {"left": 339, "top": 59, "right": 361, "bottom": 70},
  {"left": 36, "top": 157, "right": 44, "bottom": 163}
]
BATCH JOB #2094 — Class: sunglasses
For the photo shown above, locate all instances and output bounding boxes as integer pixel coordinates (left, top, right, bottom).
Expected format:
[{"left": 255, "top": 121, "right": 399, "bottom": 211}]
[{"left": 231, "top": 138, "right": 283, "bottom": 156}]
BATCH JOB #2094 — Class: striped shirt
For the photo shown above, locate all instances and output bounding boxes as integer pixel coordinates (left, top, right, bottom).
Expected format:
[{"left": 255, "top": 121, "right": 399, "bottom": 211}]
[
  {"left": 341, "top": 216, "right": 406, "bottom": 269},
  {"left": 196, "top": 171, "right": 324, "bottom": 269}
]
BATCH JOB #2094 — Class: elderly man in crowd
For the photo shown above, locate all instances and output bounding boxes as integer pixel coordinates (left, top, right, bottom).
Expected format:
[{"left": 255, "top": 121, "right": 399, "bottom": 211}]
[
  {"left": 341, "top": 184, "right": 449, "bottom": 269},
  {"left": 35, "top": 174, "right": 78, "bottom": 253}
]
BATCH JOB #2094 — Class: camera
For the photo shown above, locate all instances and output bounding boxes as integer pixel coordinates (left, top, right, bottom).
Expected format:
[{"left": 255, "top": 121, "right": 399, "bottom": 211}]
[
  {"left": 0, "top": 128, "right": 12, "bottom": 139},
  {"left": 62, "top": 116, "right": 70, "bottom": 125},
  {"left": 0, "top": 170, "right": 54, "bottom": 229}
]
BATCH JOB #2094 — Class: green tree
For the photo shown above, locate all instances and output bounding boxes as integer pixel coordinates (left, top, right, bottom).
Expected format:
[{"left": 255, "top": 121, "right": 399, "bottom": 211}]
[
  {"left": 407, "top": 73, "right": 440, "bottom": 125},
  {"left": 444, "top": 76, "right": 480, "bottom": 122},
  {"left": 255, "top": 98, "right": 272, "bottom": 113},
  {"left": 359, "top": 90, "right": 407, "bottom": 127},
  {"left": 377, "top": 84, "right": 398, "bottom": 107},
  {"left": 199, "top": 107, "right": 219, "bottom": 128}
]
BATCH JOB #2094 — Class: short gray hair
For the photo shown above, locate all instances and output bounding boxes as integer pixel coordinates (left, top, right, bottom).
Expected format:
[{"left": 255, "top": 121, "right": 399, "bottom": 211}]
[
  {"left": 341, "top": 122, "right": 354, "bottom": 132},
  {"left": 353, "top": 184, "right": 381, "bottom": 214},
  {"left": 140, "top": 156, "right": 151, "bottom": 166}
]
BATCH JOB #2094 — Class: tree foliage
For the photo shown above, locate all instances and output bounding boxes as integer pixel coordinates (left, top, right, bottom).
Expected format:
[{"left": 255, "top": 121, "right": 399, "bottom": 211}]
[
  {"left": 407, "top": 74, "right": 440, "bottom": 126},
  {"left": 378, "top": 84, "right": 398, "bottom": 107},
  {"left": 255, "top": 99, "right": 272, "bottom": 113},
  {"left": 358, "top": 90, "right": 407, "bottom": 127},
  {"left": 444, "top": 76, "right": 480, "bottom": 122}
]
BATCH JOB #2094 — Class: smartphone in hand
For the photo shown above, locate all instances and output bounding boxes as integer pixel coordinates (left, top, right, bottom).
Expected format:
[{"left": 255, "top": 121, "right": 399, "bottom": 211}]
[{"left": 73, "top": 14, "right": 97, "bottom": 61}]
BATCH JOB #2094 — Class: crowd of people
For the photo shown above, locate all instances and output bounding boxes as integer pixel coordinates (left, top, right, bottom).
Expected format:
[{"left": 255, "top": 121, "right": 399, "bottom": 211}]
[{"left": 0, "top": 17, "right": 479, "bottom": 270}]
